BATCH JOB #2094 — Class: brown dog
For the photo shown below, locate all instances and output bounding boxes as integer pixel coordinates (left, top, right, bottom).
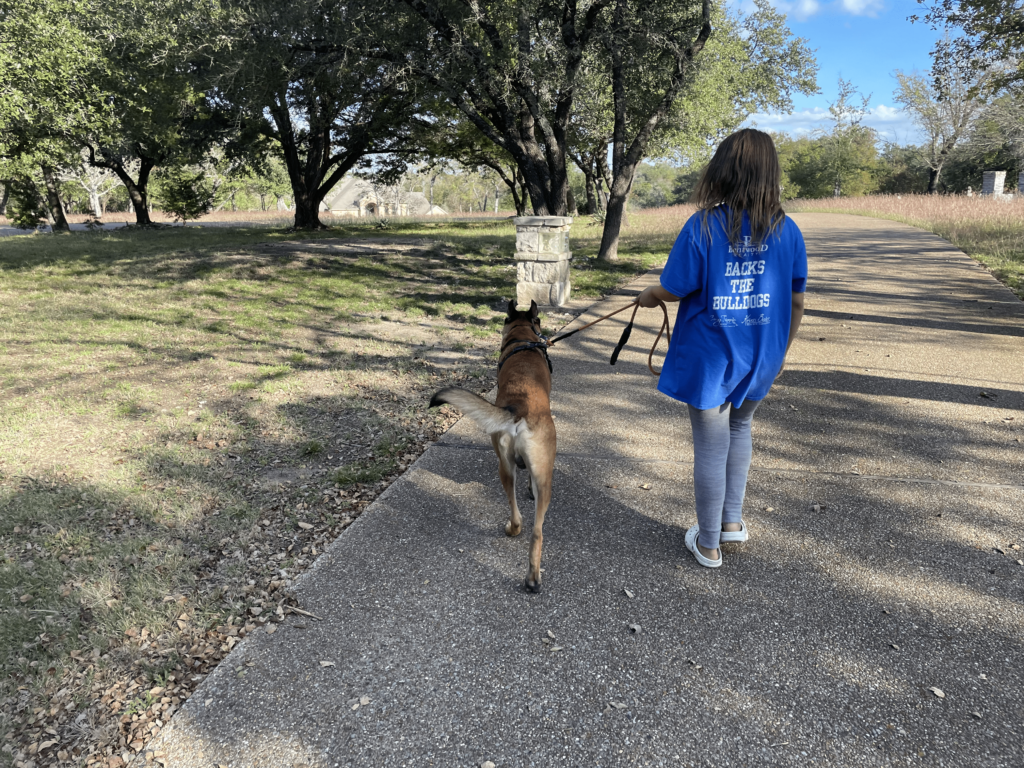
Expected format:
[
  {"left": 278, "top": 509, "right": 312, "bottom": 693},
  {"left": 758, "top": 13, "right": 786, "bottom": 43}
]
[{"left": 429, "top": 300, "right": 556, "bottom": 592}]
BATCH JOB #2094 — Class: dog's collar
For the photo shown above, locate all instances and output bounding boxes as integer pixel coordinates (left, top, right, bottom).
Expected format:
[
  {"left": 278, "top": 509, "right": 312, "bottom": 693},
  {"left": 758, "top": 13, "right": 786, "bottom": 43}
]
[
  {"left": 497, "top": 339, "right": 552, "bottom": 374},
  {"left": 500, "top": 324, "right": 544, "bottom": 352}
]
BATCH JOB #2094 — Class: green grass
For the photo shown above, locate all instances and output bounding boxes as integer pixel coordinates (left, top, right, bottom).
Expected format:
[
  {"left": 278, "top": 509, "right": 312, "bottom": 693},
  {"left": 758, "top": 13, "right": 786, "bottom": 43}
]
[
  {"left": 0, "top": 214, "right": 676, "bottom": 765},
  {"left": 301, "top": 439, "right": 324, "bottom": 456}
]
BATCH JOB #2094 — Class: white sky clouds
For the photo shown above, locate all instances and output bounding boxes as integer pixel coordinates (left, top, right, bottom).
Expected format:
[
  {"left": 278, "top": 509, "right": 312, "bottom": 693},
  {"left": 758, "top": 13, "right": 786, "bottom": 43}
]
[
  {"left": 742, "top": 105, "right": 923, "bottom": 144},
  {"left": 738, "top": 0, "right": 886, "bottom": 21},
  {"left": 838, "top": 0, "right": 886, "bottom": 16}
]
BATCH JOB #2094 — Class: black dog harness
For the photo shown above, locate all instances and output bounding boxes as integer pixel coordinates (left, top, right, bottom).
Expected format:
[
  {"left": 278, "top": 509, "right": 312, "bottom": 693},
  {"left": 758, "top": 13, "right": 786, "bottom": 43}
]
[{"left": 497, "top": 337, "right": 553, "bottom": 374}]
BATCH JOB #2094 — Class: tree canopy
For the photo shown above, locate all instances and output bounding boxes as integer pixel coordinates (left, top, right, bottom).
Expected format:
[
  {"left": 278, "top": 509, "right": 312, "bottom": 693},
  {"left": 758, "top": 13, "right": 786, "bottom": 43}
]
[
  {"left": 914, "top": 0, "right": 1024, "bottom": 92},
  {"left": 1, "top": 0, "right": 820, "bottom": 236}
]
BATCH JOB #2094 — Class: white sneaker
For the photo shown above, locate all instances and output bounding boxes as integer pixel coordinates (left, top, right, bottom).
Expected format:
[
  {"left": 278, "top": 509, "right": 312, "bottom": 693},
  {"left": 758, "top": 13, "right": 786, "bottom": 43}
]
[
  {"left": 685, "top": 525, "right": 722, "bottom": 568},
  {"left": 719, "top": 520, "right": 748, "bottom": 543}
]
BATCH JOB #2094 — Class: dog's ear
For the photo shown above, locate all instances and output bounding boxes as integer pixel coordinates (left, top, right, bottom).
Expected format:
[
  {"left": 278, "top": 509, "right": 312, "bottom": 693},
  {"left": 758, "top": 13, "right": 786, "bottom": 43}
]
[
  {"left": 507, "top": 299, "right": 518, "bottom": 318},
  {"left": 529, "top": 300, "right": 539, "bottom": 318}
]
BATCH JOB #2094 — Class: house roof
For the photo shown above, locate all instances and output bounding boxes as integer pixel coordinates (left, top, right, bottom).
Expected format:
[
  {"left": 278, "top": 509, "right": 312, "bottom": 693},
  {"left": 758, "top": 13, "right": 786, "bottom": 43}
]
[
  {"left": 323, "top": 177, "right": 371, "bottom": 211},
  {"left": 323, "top": 178, "right": 445, "bottom": 215}
]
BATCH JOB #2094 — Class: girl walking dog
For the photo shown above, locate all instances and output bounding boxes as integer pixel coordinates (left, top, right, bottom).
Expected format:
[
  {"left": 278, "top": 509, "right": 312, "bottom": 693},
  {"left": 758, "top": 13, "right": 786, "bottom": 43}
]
[{"left": 636, "top": 128, "right": 807, "bottom": 569}]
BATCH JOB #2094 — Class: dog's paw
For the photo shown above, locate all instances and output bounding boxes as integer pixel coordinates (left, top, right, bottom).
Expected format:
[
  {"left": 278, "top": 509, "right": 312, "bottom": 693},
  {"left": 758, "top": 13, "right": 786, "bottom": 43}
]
[
  {"left": 523, "top": 577, "right": 542, "bottom": 594},
  {"left": 505, "top": 520, "right": 522, "bottom": 537}
]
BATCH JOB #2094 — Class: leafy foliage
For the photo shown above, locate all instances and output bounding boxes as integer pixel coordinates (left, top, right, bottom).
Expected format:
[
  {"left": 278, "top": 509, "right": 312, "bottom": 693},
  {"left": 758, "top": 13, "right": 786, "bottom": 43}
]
[
  {"left": 914, "top": 0, "right": 1024, "bottom": 92},
  {"left": 4, "top": 178, "right": 49, "bottom": 229},
  {"left": 158, "top": 166, "right": 216, "bottom": 223},
  {"left": 210, "top": 0, "right": 423, "bottom": 229}
]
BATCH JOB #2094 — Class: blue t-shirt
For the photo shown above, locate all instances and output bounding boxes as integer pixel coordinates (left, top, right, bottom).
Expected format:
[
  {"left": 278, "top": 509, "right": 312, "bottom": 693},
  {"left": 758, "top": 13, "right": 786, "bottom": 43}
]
[{"left": 657, "top": 208, "right": 808, "bottom": 409}]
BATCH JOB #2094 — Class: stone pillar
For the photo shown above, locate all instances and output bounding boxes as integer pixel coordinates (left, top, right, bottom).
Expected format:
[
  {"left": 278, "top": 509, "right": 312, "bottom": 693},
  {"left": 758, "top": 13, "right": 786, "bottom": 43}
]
[
  {"left": 982, "top": 170, "right": 1006, "bottom": 196},
  {"left": 514, "top": 216, "right": 572, "bottom": 307}
]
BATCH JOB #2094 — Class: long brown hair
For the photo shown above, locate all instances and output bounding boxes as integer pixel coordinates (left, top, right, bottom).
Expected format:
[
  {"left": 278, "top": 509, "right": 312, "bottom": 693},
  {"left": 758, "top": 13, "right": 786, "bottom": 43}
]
[{"left": 691, "top": 128, "right": 785, "bottom": 247}]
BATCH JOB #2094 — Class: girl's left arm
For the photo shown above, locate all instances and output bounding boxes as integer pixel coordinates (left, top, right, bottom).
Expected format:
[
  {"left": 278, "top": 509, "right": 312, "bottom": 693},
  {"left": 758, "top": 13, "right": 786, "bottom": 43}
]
[{"left": 786, "top": 291, "right": 805, "bottom": 354}]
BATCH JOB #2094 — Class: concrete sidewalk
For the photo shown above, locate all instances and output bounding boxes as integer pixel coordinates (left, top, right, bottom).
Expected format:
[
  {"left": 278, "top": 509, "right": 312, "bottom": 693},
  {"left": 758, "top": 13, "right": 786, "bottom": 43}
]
[{"left": 147, "top": 213, "right": 1024, "bottom": 767}]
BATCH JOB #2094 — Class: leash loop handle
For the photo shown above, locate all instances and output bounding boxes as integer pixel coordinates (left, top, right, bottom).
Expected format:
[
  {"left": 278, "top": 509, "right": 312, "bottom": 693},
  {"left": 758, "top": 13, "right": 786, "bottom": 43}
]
[{"left": 546, "top": 299, "right": 671, "bottom": 376}]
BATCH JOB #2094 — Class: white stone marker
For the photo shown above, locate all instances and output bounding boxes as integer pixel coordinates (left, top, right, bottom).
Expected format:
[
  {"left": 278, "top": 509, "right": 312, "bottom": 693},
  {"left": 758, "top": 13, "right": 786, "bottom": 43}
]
[
  {"left": 513, "top": 216, "right": 572, "bottom": 307},
  {"left": 982, "top": 170, "right": 1006, "bottom": 196}
]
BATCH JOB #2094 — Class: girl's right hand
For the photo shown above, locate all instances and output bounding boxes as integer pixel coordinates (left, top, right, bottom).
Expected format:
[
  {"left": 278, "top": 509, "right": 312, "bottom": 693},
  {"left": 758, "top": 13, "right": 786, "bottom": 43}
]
[{"left": 636, "top": 286, "right": 662, "bottom": 308}]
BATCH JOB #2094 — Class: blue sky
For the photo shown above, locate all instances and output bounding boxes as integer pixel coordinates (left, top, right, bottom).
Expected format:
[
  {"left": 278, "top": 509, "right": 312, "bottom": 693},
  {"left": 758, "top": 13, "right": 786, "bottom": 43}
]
[{"left": 738, "top": 0, "right": 944, "bottom": 144}]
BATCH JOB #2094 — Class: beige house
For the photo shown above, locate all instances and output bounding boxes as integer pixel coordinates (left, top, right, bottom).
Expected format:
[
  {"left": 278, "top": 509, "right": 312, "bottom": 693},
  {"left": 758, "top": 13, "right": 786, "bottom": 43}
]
[{"left": 321, "top": 178, "right": 447, "bottom": 218}]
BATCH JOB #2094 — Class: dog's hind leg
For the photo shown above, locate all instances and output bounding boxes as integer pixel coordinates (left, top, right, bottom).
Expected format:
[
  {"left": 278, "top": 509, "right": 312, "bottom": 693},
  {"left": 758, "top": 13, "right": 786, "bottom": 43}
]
[
  {"left": 492, "top": 433, "right": 522, "bottom": 537},
  {"left": 514, "top": 452, "right": 534, "bottom": 500},
  {"left": 520, "top": 424, "right": 555, "bottom": 593},
  {"left": 524, "top": 468, "right": 552, "bottom": 593}
]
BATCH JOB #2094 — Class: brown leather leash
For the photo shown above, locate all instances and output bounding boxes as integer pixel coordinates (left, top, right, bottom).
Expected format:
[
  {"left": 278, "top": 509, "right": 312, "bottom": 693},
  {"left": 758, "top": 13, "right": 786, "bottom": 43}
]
[{"left": 545, "top": 300, "right": 672, "bottom": 376}]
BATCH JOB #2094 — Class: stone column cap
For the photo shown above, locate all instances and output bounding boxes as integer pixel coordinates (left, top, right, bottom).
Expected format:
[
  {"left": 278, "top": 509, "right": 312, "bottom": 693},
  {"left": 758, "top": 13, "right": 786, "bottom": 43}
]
[{"left": 513, "top": 216, "right": 573, "bottom": 227}]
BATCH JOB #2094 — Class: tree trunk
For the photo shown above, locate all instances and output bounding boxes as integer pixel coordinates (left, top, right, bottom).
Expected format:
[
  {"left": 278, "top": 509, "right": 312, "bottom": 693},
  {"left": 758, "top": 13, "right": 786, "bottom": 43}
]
[
  {"left": 40, "top": 166, "right": 71, "bottom": 232},
  {"left": 597, "top": 171, "right": 634, "bottom": 262},
  {"left": 596, "top": 179, "right": 608, "bottom": 212},
  {"left": 95, "top": 155, "right": 156, "bottom": 227},
  {"left": 293, "top": 191, "right": 324, "bottom": 230},
  {"left": 88, "top": 188, "right": 103, "bottom": 219},
  {"left": 128, "top": 188, "right": 152, "bottom": 226},
  {"left": 595, "top": 0, "right": 712, "bottom": 262},
  {"left": 508, "top": 181, "right": 523, "bottom": 216},
  {"left": 0, "top": 182, "right": 9, "bottom": 216},
  {"left": 133, "top": 157, "right": 156, "bottom": 226},
  {"left": 927, "top": 165, "right": 942, "bottom": 194},
  {"left": 583, "top": 173, "right": 597, "bottom": 215}
]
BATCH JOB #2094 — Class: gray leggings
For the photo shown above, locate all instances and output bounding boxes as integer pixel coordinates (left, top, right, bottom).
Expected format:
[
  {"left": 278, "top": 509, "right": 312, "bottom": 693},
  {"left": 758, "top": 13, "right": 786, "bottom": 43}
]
[{"left": 687, "top": 399, "right": 760, "bottom": 550}]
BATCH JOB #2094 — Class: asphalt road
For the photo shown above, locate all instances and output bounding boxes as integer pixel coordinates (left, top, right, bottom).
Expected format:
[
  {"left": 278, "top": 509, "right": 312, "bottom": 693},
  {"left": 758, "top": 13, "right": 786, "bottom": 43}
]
[{"left": 142, "top": 213, "right": 1024, "bottom": 768}]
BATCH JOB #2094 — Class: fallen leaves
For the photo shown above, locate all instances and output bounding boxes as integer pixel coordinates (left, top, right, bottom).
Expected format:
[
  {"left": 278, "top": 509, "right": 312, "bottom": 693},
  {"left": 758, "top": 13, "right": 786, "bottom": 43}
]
[
  {"left": 348, "top": 695, "right": 371, "bottom": 711},
  {"left": 929, "top": 687, "right": 945, "bottom": 699}
]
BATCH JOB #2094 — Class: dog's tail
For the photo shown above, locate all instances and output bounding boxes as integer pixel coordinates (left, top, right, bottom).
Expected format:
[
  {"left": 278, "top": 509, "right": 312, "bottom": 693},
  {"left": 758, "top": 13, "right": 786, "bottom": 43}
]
[{"left": 429, "top": 387, "right": 517, "bottom": 434}]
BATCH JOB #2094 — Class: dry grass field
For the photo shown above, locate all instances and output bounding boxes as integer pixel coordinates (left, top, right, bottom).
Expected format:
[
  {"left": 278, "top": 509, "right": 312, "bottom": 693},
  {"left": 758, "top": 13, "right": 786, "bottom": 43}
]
[{"left": 787, "top": 194, "right": 1024, "bottom": 299}]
